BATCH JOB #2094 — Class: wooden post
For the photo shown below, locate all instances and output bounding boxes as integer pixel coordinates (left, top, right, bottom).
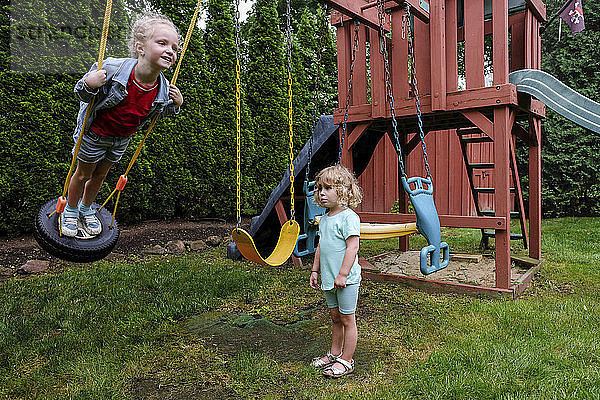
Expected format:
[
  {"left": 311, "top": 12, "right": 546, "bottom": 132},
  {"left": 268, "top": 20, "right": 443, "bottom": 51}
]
[{"left": 430, "top": 0, "right": 446, "bottom": 110}]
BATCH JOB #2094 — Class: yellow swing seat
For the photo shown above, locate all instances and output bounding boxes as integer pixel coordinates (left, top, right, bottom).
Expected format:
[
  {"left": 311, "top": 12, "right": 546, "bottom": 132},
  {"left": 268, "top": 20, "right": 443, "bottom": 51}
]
[
  {"left": 231, "top": 220, "right": 300, "bottom": 266},
  {"left": 359, "top": 222, "right": 418, "bottom": 240}
]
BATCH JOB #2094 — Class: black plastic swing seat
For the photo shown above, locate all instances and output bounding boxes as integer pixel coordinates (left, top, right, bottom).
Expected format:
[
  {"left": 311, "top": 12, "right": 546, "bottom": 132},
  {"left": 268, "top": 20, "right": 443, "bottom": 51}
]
[{"left": 34, "top": 198, "right": 120, "bottom": 263}]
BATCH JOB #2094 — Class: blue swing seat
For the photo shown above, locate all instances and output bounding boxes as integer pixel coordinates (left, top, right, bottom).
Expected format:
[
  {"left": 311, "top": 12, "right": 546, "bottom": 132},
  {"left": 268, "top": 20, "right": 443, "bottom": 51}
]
[{"left": 402, "top": 176, "right": 450, "bottom": 275}]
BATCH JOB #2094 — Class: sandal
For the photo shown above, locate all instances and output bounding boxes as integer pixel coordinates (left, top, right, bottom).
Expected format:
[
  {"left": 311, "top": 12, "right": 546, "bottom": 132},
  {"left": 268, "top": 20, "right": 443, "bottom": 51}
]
[
  {"left": 322, "top": 357, "right": 354, "bottom": 378},
  {"left": 311, "top": 352, "right": 340, "bottom": 369}
]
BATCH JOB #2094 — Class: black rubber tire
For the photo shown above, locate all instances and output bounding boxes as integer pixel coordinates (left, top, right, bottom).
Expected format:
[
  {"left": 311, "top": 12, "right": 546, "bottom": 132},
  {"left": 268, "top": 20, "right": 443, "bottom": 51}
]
[{"left": 34, "top": 198, "right": 120, "bottom": 263}]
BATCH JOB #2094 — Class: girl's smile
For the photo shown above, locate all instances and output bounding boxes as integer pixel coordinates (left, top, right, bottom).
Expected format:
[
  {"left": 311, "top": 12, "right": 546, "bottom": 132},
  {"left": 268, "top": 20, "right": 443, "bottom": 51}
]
[{"left": 138, "top": 26, "right": 179, "bottom": 71}]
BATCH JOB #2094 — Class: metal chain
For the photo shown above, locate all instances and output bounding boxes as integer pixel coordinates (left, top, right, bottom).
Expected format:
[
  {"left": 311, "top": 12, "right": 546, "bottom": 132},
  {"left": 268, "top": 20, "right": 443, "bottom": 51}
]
[
  {"left": 306, "top": 2, "right": 327, "bottom": 183},
  {"left": 337, "top": 21, "right": 361, "bottom": 164},
  {"left": 286, "top": 0, "right": 295, "bottom": 221},
  {"left": 377, "top": 0, "right": 406, "bottom": 177},
  {"left": 235, "top": 0, "right": 241, "bottom": 227},
  {"left": 404, "top": 4, "right": 431, "bottom": 178}
]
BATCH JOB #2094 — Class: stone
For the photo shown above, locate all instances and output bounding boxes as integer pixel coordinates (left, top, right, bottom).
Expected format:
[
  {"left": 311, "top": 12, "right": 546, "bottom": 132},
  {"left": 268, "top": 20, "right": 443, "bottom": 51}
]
[
  {"left": 17, "top": 260, "right": 50, "bottom": 274},
  {"left": 206, "top": 235, "right": 222, "bottom": 247},
  {"left": 141, "top": 245, "right": 166, "bottom": 255},
  {"left": 166, "top": 240, "right": 186, "bottom": 254},
  {"left": 187, "top": 240, "right": 208, "bottom": 251}
]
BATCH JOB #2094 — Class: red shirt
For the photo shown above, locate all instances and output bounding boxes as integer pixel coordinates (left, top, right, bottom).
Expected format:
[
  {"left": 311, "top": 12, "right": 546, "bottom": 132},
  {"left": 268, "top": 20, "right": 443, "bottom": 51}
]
[{"left": 90, "top": 68, "right": 158, "bottom": 137}]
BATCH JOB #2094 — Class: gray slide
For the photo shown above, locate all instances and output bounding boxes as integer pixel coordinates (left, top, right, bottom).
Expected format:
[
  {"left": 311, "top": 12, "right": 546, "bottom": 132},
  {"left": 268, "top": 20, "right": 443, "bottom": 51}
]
[{"left": 509, "top": 69, "right": 600, "bottom": 134}]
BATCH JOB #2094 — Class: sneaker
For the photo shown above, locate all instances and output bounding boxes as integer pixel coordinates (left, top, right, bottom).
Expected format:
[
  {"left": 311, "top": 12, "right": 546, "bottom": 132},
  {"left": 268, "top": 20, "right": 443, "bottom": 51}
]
[
  {"left": 79, "top": 205, "right": 102, "bottom": 236},
  {"left": 61, "top": 207, "right": 79, "bottom": 238}
]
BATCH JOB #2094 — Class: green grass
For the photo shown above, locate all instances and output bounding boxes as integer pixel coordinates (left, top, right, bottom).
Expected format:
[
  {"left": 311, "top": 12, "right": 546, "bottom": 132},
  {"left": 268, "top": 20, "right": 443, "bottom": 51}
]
[{"left": 2, "top": 218, "right": 600, "bottom": 399}]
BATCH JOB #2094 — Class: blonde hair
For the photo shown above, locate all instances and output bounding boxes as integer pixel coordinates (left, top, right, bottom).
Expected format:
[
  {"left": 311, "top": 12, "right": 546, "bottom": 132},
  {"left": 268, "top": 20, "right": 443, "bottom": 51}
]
[
  {"left": 314, "top": 165, "right": 363, "bottom": 209},
  {"left": 127, "top": 11, "right": 181, "bottom": 58}
]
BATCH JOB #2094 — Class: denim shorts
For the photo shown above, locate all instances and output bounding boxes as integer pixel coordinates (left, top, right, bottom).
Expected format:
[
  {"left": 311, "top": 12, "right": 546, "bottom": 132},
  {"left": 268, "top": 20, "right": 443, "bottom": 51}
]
[
  {"left": 324, "top": 284, "right": 360, "bottom": 315},
  {"left": 73, "top": 130, "right": 132, "bottom": 164}
]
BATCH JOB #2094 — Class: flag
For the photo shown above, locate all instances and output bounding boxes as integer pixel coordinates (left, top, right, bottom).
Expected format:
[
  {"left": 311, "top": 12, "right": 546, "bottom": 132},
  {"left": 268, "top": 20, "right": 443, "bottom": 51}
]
[{"left": 559, "top": 0, "right": 585, "bottom": 35}]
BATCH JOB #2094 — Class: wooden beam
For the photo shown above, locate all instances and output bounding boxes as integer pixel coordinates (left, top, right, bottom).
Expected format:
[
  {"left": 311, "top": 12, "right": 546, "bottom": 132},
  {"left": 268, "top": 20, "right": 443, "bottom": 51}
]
[
  {"left": 391, "top": 0, "right": 430, "bottom": 23},
  {"left": 525, "top": 0, "right": 546, "bottom": 21},
  {"left": 327, "top": 0, "right": 391, "bottom": 32},
  {"left": 461, "top": 110, "right": 494, "bottom": 138},
  {"left": 493, "top": 0, "right": 509, "bottom": 85},
  {"left": 430, "top": 0, "right": 446, "bottom": 111},
  {"left": 357, "top": 212, "right": 507, "bottom": 230},
  {"left": 333, "top": 85, "right": 519, "bottom": 124},
  {"left": 347, "top": 122, "right": 372, "bottom": 149}
]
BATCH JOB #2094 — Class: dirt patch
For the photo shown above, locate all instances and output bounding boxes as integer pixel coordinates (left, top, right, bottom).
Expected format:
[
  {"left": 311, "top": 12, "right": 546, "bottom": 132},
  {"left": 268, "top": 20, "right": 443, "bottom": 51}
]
[
  {"left": 0, "top": 219, "right": 237, "bottom": 281},
  {"left": 369, "top": 250, "right": 529, "bottom": 287}
]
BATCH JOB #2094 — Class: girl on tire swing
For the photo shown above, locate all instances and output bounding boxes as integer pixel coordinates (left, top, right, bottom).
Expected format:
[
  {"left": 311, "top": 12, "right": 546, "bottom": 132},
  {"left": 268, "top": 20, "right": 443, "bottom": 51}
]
[
  {"left": 61, "top": 12, "right": 184, "bottom": 237},
  {"left": 310, "top": 164, "right": 363, "bottom": 378}
]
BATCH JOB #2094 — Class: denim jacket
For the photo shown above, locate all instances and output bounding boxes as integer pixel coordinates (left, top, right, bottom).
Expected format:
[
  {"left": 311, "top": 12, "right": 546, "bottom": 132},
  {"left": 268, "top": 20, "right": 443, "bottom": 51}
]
[{"left": 73, "top": 57, "right": 179, "bottom": 137}]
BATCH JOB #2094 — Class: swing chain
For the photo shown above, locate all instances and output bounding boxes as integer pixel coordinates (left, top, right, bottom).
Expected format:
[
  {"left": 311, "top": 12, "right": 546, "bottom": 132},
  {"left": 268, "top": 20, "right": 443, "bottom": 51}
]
[
  {"left": 338, "top": 21, "right": 361, "bottom": 165},
  {"left": 377, "top": 0, "right": 406, "bottom": 177},
  {"left": 286, "top": 0, "right": 295, "bottom": 221},
  {"left": 306, "top": 2, "right": 327, "bottom": 183},
  {"left": 235, "top": 0, "right": 242, "bottom": 228},
  {"left": 405, "top": 4, "right": 431, "bottom": 178}
]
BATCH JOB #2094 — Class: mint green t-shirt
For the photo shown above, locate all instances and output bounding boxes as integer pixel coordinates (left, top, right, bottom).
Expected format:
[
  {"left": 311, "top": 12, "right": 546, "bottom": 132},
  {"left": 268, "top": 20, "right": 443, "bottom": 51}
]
[{"left": 318, "top": 208, "right": 361, "bottom": 290}]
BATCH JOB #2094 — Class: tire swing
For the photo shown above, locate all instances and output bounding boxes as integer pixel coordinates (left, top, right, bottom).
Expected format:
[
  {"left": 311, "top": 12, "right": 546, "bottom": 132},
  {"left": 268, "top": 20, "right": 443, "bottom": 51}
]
[
  {"left": 230, "top": 0, "right": 300, "bottom": 266},
  {"left": 34, "top": 0, "right": 203, "bottom": 262}
]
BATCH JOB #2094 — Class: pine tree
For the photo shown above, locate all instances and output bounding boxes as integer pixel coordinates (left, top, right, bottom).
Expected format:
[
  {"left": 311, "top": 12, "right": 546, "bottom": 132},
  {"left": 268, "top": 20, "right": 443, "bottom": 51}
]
[{"left": 245, "top": 0, "right": 289, "bottom": 209}]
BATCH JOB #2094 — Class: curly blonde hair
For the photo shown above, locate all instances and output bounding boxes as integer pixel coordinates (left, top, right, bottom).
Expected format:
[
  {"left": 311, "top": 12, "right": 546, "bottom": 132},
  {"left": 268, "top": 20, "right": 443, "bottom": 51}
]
[
  {"left": 314, "top": 165, "right": 363, "bottom": 209},
  {"left": 127, "top": 11, "right": 181, "bottom": 58}
]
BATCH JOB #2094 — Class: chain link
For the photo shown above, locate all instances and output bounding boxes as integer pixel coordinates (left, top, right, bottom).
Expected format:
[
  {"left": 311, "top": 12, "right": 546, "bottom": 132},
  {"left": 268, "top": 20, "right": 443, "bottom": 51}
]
[
  {"left": 286, "top": 0, "right": 295, "bottom": 221},
  {"left": 377, "top": 0, "right": 406, "bottom": 177},
  {"left": 338, "top": 21, "right": 361, "bottom": 164},
  {"left": 404, "top": 4, "right": 431, "bottom": 178}
]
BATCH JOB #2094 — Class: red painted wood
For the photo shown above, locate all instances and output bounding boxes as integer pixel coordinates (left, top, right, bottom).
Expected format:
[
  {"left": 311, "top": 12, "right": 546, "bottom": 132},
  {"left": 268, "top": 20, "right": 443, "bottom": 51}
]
[
  {"left": 326, "top": 0, "right": 392, "bottom": 31},
  {"left": 493, "top": 107, "right": 511, "bottom": 289},
  {"left": 510, "top": 19, "right": 525, "bottom": 72},
  {"left": 430, "top": 0, "right": 446, "bottom": 111},
  {"left": 493, "top": 0, "right": 509, "bottom": 85},
  {"left": 336, "top": 23, "right": 349, "bottom": 111},
  {"left": 347, "top": 122, "right": 371, "bottom": 150},
  {"left": 414, "top": 16, "right": 431, "bottom": 96},
  {"left": 370, "top": 27, "right": 387, "bottom": 118},
  {"left": 357, "top": 212, "right": 507, "bottom": 230},
  {"left": 525, "top": 0, "right": 546, "bottom": 21},
  {"left": 391, "top": 8, "right": 410, "bottom": 101},
  {"left": 361, "top": 269, "right": 513, "bottom": 298},
  {"left": 464, "top": 0, "right": 485, "bottom": 88},
  {"left": 445, "top": 0, "right": 458, "bottom": 92},
  {"left": 354, "top": 25, "right": 368, "bottom": 105},
  {"left": 529, "top": 117, "right": 542, "bottom": 259}
]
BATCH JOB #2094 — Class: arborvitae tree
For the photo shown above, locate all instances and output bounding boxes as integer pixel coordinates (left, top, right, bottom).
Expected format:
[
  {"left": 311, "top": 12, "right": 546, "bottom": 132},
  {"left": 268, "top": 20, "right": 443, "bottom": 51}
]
[
  {"left": 245, "top": 0, "right": 289, "bottom": 209},
  {"left": 539, "top": 0, "right": 600, "bottom": 217}
]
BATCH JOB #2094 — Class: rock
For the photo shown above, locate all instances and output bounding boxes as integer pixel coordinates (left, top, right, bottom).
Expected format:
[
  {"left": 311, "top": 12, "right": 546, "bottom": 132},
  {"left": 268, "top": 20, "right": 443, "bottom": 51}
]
[
  {"left": 187, "top": 240, "right": 207, "bottom": 251},
  {"left": 141, "top": 245, "right": 166, "bottom": 255},
  {"left": 166, "top": 240, "right": 186, "bottom": 254},
  {"left": 206, "top": 235, "right": 222, "bottom": 247},
  {"left": 17, "top": 260, "right": 50, "bottom": 274}
]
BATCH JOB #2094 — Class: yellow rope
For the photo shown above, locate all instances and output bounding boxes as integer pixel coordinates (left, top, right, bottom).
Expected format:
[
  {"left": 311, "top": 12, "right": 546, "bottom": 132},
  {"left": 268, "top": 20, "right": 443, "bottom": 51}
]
[
  {"left": 288, "top": 71, "right": 295, "bottom": 220},
  {"left": 59, "top": 0, "right": 113, "bottom": 202},
  {"left": 102, "top": 0, "right": 203, "bottom": 223}
]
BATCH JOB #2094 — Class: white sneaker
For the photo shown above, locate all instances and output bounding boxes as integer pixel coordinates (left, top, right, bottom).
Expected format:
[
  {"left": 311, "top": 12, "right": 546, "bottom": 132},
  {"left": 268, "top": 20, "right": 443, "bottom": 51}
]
[
  {"left": 79, "top": 207, "right": 102, "bottom": 236},
  {"left": 61, "top": 209, "right": 79, "bottom": 237}
]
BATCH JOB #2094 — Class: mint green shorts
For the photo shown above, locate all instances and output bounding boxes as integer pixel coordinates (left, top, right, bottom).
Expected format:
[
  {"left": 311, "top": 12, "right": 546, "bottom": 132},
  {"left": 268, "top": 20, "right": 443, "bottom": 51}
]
[{"left": 324, "top": 283, "right": 359, "bottom": 315}]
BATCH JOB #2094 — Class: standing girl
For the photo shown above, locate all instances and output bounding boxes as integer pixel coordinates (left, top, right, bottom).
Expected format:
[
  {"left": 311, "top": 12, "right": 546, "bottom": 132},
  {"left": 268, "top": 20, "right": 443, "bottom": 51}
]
[
  {"left": 61, "top": 12, "right": 183, "bottom": 237},
  {"left": 309, "top": 164, "right": 363, "bottom": 378}
]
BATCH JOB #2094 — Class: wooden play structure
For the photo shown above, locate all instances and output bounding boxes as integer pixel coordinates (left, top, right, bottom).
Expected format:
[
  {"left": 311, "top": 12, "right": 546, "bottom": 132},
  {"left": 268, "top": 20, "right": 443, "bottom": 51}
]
[{"left": 323, "top": 0, "right": 546, "bottom": 296}]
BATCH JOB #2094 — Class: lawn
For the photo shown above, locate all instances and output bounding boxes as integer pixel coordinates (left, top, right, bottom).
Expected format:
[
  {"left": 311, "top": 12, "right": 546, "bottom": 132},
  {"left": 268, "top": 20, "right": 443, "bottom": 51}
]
[{"left": 1, "top": 218, "right": 599, "bottom": 399}]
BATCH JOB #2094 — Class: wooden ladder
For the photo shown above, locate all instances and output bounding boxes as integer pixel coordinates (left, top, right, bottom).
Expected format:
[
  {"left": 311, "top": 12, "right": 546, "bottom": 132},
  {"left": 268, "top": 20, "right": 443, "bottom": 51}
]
[{"left": 457, "top": 127, "right": 528, "bottom": 250}]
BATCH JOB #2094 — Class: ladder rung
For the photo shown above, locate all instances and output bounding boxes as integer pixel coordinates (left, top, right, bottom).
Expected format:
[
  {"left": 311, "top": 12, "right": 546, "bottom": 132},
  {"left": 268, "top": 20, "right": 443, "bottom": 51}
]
[
  {"left": 480, "top": 210, "right": 520, "bottom": 218},
  {"left": 467, "top": 163, "right": 495, "bottom": 169},
  {"left": 474, "top": 187, "right": 516, "bottom": 194},
  {"left": 461, "top": 136, "right": 494, "bottom": 144},
  {"left": 457, "top": 127, "right": 482, "bottom": 136}
]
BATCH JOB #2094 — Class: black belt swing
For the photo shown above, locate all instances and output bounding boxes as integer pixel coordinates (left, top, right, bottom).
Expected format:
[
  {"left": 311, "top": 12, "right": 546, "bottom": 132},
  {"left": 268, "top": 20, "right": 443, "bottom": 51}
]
[{"left": 34, "top": 0, "right": 203, "bottom": 262}]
